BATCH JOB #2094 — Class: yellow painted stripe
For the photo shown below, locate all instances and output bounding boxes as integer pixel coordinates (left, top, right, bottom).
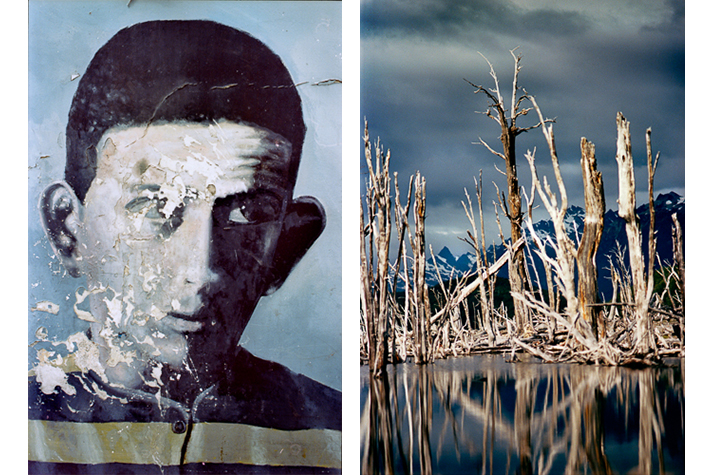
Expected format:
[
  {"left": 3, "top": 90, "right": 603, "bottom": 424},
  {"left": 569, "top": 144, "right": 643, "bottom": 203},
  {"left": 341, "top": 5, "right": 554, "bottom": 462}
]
[
  {"left": 185, "top": 422, "right": 341, "bottom": 468},
  {"left": 29, "top": 420, "right": 341, "bottom": 469},
  {"left": 29, "top": 420, "right": 184, "bottom": 466}
]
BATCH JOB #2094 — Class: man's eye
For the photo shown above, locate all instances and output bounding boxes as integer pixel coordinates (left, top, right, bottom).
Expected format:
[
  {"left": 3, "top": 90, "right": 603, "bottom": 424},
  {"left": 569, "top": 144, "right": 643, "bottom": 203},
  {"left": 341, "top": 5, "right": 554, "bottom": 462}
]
[
  {"left": 228, "top": 207, "right": 251, "bottom": 224},
  {"left": 227, "top": 193, "right": 282, "bottom": 225},
  {"left": 125, "top": 197, "right": 167, "bottom": 219},
  {"left": 125, "top": 196, "right": 152, "bottom": 213}
]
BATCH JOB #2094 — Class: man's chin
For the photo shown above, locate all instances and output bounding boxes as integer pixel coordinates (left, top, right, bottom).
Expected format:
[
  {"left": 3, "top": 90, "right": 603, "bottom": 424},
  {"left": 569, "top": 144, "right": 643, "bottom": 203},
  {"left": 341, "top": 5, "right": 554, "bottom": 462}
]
[
  {"left": 138, "top": 316, "right": 201, "bottom": 368},
  {"left": 146, "top": 336, "right": 189, "bottom": 368}
]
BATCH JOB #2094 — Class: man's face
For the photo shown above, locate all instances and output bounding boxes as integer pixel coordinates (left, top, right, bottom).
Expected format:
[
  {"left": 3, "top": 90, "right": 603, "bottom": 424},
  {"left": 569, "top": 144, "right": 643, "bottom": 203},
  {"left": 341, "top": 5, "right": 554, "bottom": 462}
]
[{"left": 78, "top": 121, "right": 293, "bottom": 370}]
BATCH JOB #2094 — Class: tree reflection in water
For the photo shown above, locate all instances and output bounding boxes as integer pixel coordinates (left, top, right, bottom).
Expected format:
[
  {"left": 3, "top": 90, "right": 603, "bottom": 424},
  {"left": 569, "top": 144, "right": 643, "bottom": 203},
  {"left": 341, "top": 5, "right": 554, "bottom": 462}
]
[{"left": 360, "top": 355, "right": 684, "bottom": 474}]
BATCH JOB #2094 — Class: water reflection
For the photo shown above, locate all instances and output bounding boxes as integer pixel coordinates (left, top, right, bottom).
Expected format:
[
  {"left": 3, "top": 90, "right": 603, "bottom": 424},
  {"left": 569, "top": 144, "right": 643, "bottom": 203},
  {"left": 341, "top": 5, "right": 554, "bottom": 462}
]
[{"left": 361, "top": 355, "right": 684, "bottom": 474}]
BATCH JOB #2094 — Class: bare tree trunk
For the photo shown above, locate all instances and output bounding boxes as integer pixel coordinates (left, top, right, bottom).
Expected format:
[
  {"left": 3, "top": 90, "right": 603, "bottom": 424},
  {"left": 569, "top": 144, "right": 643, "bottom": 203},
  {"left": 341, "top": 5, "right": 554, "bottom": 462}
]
[
  {"left": 502, "top": 127, "right": 530, "bottom": 335},
  {"left": 577, "top": 138, "right": 606, "bottom": 339},
  {"left": 525, "top": 97, "right": 582, "bottom": 334},
  {"left": 363, "top": 122, "right": 392, "bottom": 376},
  {"left": 410, "top": 173, "right": 431, "bottom": 364},
  {"left": 360, "top": 202, "right": 375, "bottom": 366},
  {"left": 615, "top": 113, "right": 654, "bottom": 355},
  {"left": 462, "top": 179, "right": 495, "bottom": 345},
  {"left": 644, "top": 128, "right": 660, "bottom": 345},
  {"left": 392, "top": 173, "right": 414, "bottom": 362},
  {"left": 672, "top": 213, "right": 685, "bottom": 302},
  {"left": 476, "top": 176, "right": 499, "bottom": 339},
  {"left": 671, "top": 213, "right": 685, "bottom": 346}
]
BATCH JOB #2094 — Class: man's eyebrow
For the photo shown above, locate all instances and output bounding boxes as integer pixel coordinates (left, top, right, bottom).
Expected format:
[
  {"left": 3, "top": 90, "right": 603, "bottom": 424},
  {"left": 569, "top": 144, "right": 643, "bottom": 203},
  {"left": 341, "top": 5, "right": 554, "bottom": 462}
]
[{"left": 132, "top": 184, "right": 162, "bottom": 193}]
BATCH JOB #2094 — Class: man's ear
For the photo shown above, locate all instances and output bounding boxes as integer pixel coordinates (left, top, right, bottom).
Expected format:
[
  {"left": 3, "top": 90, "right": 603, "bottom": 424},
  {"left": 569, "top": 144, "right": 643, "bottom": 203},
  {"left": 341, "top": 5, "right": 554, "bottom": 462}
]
[
  {"left": 39, "top": 182, "right": 84, "bottom": 278},
  {"left": 265, "top": 196, "right": 326, "bottom": 294}
]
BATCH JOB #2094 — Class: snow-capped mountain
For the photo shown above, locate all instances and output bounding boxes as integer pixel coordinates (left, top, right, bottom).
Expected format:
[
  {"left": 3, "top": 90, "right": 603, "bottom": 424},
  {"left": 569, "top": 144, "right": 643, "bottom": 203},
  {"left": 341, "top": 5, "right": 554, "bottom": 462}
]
[{"left": 417, "top": 192, "right": 685, "bottom": 298}]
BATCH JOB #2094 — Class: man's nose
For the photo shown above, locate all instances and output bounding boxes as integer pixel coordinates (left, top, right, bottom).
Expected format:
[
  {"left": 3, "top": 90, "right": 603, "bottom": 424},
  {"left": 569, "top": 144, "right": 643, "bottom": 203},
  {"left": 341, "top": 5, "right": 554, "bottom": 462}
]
[{"left": 181, "top": 204, "right": 219, "bottom": 288}]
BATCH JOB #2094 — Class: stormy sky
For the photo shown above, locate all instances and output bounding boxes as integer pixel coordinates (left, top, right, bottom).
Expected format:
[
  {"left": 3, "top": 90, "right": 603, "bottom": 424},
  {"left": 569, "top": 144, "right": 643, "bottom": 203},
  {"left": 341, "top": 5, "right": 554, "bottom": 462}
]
[{"left": 361, "top": 0, "right": 684, "bottom": 256}]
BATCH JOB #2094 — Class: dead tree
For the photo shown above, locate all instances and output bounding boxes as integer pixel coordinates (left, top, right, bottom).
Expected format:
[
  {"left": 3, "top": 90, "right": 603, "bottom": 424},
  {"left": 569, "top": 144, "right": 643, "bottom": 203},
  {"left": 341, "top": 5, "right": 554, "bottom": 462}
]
[
  {"left": 523, "top": 97, "right": 579, "bottom": 330},
  {"left": 462, "top": 182, "right": 496, "bottom": 345},
  {"left": 361, "top": 122, "right": 392, "bottom": 376},
  {"left": 577, "top": 138, "right": 606, "bottom": 339},
  {"left": 671, "top": 213, "right": 685, "bottom": 322},
  {"left": 523, "top": 96, "right": 603, "bottom": 347},
  {"left": 520, "top": 96, "right": 607, "bottom": 356},
  {"left": 522, "top": 187, "right": 558, "bottom": 339},
  {"left": 465, "top": 50, "right": 551, "bottom": 334},
  {"left": 360, "top": 202, "right": 374, "bottom": 363},
  {"left": 615, "top": 113, "right": 656, "bottom": 355},
  {"left": 391, "top": 173, "right": 415, "bottom": 361},
  {"left": 409, "top": 173, "right": 432, "bottom": 364}
]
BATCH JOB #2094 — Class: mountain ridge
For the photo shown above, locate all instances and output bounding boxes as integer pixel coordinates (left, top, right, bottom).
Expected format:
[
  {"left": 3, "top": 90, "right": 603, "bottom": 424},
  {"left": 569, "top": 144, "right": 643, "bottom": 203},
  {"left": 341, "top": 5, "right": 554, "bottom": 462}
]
[{"left": 421, "top": 191, "right": 684, "bottom": 299}]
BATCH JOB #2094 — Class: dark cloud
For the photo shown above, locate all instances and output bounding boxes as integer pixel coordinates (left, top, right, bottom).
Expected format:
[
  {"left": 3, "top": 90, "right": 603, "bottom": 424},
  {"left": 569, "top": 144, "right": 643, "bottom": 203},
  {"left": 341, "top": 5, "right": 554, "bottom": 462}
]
[
  {"left": 361, "top": 0, "right": 592, "bottom": 41},
  {"left": 361, "top": 0, "right": 684, "bottom": 255}
]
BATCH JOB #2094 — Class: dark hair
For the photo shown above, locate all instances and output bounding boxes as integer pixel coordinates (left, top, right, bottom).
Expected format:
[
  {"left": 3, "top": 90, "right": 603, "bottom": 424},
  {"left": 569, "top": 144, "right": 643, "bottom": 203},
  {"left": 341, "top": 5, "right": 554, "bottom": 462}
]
[{"left": 66, "top": 20, "right": 305, "bottom": 202}]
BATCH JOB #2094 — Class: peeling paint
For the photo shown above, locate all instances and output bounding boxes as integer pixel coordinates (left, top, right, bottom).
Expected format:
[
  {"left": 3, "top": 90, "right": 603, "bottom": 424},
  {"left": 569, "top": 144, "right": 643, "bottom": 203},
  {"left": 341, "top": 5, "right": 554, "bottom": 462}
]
[
  {"left": 31, "top": 300, "right": 60, "bottom": 314},
  {"left": 91, "top": 381, "right": 110, "bottom": 400},
  {"left": 103, "top": 293, "right": 124, "bottom": 327},
  {"left": 311, "top": 78, "right": 342, "bottom": 86},
  {"left": 60, "top": 332, "right": 107, "bottom": 380},
  {"left": 35, "top": 362, "right": 76, "bottom": 396},
  {"left": 73, "top": 287, "right": 102, "bottom": 322}
]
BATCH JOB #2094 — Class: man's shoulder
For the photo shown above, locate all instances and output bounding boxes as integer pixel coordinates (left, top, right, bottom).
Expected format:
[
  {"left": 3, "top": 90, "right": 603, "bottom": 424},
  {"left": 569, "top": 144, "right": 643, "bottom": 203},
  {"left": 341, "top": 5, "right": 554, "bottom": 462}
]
[
  {"left": 195, "top": 348, "right": 341, "bottom": 431},
  {"left": 28, "top": 351, "right": 341, "bottom": 431},
  {"left": 28, "top": 372, "right": 187, "bottom": 424}
]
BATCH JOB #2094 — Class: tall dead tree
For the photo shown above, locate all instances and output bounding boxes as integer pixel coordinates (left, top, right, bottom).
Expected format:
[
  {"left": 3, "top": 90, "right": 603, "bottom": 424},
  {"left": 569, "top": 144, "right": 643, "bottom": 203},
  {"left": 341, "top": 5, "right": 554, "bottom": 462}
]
[
  {"left": 523, "top": 99, "right": 583, "bottom": 337},
  {"left": 361, "top": 122, "right": 392, "bottom": 376},
  {"left": 409, "top": 173, "right": 432, "bottom": 364},
  {"left": 466, "top": 50, "right": 550, "bottom": 333},
  {"left": 577, "top": 138, "right": 606, "bottom": 339},
  {"left": 523, "top": 96, "right": 605, "bottom": 348},
  {"left": 615, "top": 113, "right": 656, "bottom": 355},
  {"left": 391, "top": 173, "right": 414, "bottom": 361}
]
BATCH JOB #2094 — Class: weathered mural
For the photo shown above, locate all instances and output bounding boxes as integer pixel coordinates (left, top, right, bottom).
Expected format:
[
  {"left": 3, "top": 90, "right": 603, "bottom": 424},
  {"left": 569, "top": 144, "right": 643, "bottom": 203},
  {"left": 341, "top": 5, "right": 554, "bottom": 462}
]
[{"left": 28, "top": 2, "right": 342, "bottom": 473}]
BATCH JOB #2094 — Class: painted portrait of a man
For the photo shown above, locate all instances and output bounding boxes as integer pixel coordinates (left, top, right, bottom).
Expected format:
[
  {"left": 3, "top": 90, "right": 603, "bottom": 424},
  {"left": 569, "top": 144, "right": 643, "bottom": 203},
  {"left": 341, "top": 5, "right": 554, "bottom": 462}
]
[{"left": 27, "top": 2, "right": 341, "bottom": 473}]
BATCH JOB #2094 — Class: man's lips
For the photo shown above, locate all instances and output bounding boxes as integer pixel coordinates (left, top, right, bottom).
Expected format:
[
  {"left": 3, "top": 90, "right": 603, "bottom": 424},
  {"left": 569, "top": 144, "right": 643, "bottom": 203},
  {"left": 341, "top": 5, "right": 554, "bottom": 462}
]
[{"left": 158, "top": 313, "right": 203, "bottom": 333}]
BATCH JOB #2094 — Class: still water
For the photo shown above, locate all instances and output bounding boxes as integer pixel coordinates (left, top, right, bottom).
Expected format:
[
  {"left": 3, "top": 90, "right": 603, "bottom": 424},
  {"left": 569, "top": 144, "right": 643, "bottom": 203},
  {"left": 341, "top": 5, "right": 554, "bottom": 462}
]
[{"left": 361, "top": 355, "right": 684, "bottom": 474}]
